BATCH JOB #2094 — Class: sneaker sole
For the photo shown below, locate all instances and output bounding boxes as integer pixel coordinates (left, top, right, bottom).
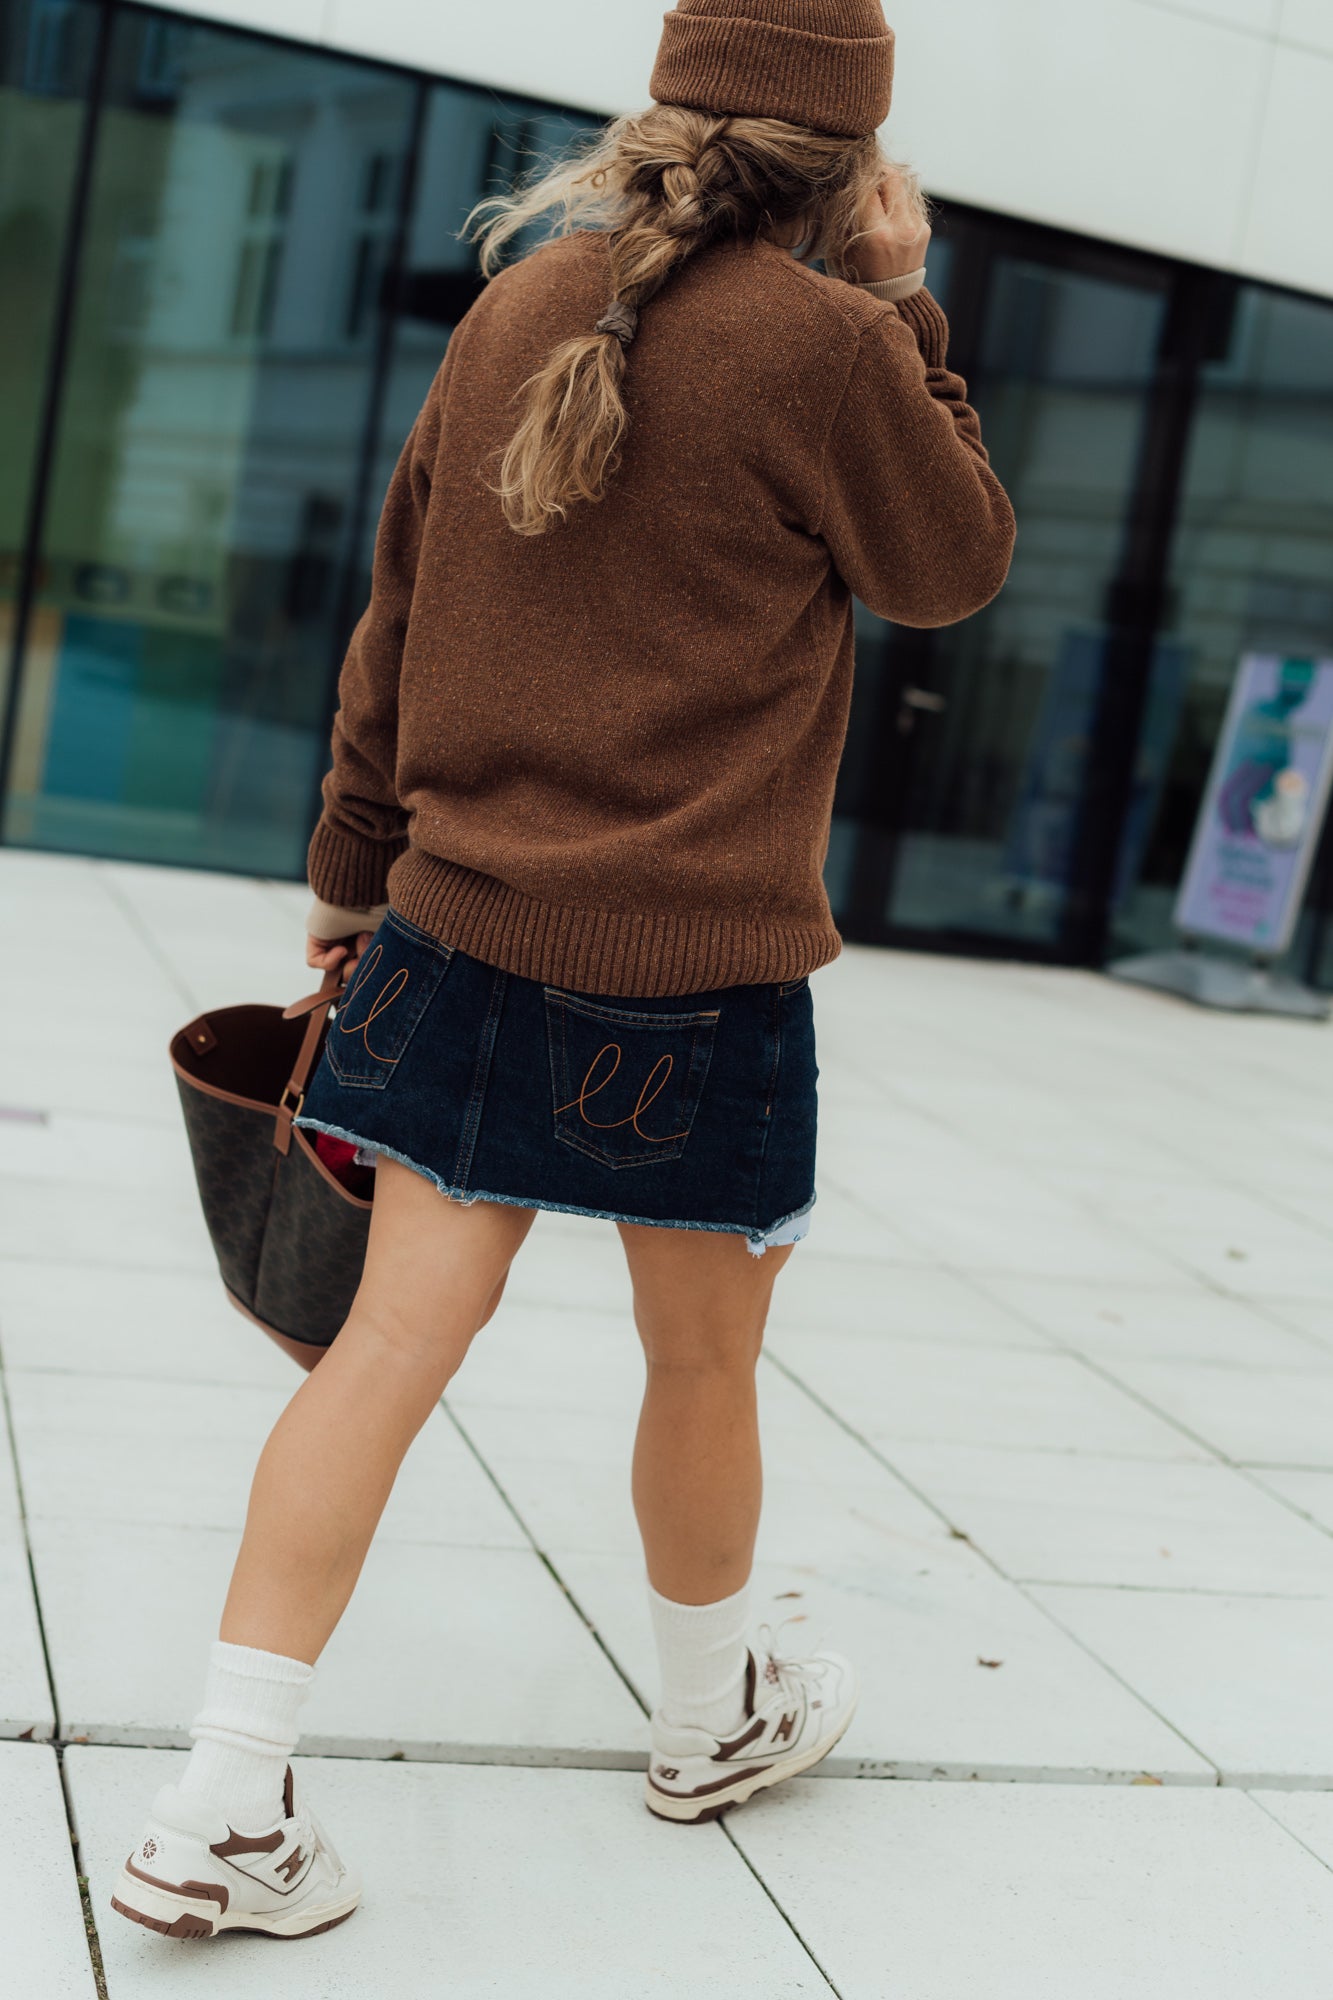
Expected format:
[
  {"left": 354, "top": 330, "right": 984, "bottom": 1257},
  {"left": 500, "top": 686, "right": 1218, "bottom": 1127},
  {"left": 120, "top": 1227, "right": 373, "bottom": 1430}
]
[
  {"left": 110, "top": 1867, "right": 360, "bottom": 1941},
  {"left": 644, "top": 1701, "right": 857, "bottom": 1825}
]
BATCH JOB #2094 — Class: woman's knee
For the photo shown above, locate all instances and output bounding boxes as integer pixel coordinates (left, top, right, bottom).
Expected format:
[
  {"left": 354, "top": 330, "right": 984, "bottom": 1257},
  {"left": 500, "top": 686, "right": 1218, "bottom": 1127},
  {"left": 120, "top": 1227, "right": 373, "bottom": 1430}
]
[
  {"left": 476, "top": 1268, "right": 511, "bottom": 1332},
  {"left": 633, "top": 1296, "right": 768, "bottom": 1376},
  {"left": 623, "top": 1225, "right": 792, "bottom": 1376}
]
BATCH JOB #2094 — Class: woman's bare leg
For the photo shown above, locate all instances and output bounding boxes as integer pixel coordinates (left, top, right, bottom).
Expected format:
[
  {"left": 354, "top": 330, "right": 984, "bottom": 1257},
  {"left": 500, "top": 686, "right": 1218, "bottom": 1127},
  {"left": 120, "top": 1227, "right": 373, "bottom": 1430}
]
[
  {"left": 219, "top": 1158, "right": 536, "bottom": 1663},
  {"left": 617, "top": 1222, "right": 794, "bottom": 1605}
]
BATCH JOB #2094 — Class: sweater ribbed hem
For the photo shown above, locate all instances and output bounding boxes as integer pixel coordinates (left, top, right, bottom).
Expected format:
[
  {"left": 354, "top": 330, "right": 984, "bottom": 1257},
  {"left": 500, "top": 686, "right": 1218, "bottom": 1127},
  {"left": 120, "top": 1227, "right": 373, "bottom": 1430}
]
[
  {"left": 893, "top": 288, "right": 949, "bottom": 369},
  {"left": 387, "top": 847, "right": 841, "bottom": 998},
  {"left": 307, "top": 817, "right": 409, "bottom": 910}
]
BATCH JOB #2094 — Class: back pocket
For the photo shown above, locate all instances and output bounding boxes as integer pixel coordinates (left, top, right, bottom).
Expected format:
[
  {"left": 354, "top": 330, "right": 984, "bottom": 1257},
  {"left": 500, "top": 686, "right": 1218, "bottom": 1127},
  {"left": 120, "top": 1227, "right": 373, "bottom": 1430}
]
[
  {"left": 325, "top": 912, "right": 453, "bottom": 1090},
  {"left": 544, "top": 989, "right": 720, "bottom": 1170}
]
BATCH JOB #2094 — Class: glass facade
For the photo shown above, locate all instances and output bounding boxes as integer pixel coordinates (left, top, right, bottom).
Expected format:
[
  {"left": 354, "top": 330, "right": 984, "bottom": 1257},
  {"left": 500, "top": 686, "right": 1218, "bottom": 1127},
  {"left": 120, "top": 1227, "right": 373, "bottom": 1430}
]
[
  {"left": 0, "top": 0, "right": 590, "bottom": 873},
  {"left": 3, "top": 0, "right": 1332, "bottom": 979}
]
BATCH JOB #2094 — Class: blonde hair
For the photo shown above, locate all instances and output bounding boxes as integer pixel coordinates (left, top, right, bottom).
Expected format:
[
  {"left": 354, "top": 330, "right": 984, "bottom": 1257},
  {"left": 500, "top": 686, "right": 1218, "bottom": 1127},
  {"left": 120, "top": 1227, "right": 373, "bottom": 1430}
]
[{"left": 464, "top": 105, "right": 927, "bottom": 536}]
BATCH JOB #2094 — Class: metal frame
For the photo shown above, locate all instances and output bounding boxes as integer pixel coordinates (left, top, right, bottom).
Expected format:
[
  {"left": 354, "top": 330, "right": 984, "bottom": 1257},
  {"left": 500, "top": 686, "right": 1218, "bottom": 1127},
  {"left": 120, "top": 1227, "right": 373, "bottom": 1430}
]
[
  {"left": 831, "top": 202, "right": 1264, "bottom": 975},
  {"left": 297, "top": 76, "right": 430, "bottom": 857},
  {"left": 0, "top": 0, "right": 112, "bottom": 818}
]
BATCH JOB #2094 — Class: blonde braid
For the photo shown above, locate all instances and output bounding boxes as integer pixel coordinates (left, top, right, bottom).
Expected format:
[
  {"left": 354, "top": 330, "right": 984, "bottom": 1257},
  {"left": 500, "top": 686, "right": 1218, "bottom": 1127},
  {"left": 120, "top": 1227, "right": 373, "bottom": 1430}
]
[{"left": 471, "top": 106, "right": 903, "bottom": 535}]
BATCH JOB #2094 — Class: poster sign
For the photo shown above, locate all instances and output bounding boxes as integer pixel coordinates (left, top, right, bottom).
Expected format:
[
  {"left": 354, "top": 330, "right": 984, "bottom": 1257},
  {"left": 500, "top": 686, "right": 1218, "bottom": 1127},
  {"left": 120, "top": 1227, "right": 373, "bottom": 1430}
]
[{"left": 1175, "top": 654, "right": 1333, "bottom": 955}]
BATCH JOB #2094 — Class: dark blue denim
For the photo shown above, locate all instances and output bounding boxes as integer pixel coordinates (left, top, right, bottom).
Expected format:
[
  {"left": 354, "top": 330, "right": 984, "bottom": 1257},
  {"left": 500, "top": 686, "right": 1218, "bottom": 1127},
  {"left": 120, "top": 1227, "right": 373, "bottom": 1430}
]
[{"left": 295, "top": 906, "right": 818, "bottom": 1254}]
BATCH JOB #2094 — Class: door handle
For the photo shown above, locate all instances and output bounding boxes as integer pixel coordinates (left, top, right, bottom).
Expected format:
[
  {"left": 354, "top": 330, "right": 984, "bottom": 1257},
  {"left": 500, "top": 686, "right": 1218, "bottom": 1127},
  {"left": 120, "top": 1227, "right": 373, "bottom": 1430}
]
[{"left": 896, "top": 686, "right": 947, "bottom": 736}]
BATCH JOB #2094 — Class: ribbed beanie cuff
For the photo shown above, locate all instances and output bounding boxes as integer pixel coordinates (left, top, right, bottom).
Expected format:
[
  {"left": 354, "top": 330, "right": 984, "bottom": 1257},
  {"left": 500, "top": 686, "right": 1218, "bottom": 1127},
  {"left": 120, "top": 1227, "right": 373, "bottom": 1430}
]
[{"left": 650, "top": 0, "right": 894, "bottom": 138}]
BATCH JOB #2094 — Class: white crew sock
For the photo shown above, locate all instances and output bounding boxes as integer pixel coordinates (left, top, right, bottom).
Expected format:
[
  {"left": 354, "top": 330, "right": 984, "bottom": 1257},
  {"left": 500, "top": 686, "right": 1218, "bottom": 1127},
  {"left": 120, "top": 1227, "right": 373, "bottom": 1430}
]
[
  {"left": 178, "top": 1640, "right": 315, "bottom": 1830},
  {"left": 647, "top": 1579, "right": 752, "bottom": 1736}
]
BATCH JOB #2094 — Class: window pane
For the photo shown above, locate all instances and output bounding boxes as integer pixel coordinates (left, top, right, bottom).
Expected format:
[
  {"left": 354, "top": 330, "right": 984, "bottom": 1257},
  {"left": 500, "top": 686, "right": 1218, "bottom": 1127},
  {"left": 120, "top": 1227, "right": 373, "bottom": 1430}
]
[
  {"left": 831, "top": 254, "right": 1168, "bottom": 949},
  {"left": 1118, "top": 286, "right": 1333, "bottom": 978},
  {"left": 343, "top": 88, "right": 599, "bottom": 614},
  {"left": 0, "top": 0, "right": 99, "bottom": 734},
  {"left": 2, "top": 9, "right": 417, "bottom": 873}
]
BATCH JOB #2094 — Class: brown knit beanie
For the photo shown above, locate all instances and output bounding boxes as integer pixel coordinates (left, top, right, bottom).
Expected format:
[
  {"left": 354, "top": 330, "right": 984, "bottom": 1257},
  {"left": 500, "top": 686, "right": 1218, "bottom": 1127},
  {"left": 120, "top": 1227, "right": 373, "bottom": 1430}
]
[{"left": 649, "top": 0, "right": 894, "bottom": 140}]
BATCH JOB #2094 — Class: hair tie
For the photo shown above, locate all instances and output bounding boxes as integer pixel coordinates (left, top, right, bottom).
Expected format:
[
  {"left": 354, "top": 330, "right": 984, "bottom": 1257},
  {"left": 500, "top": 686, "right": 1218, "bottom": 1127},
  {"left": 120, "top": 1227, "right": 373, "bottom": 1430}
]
[{"left": 594, "top": 299, "right": 639, "bottom": 348}]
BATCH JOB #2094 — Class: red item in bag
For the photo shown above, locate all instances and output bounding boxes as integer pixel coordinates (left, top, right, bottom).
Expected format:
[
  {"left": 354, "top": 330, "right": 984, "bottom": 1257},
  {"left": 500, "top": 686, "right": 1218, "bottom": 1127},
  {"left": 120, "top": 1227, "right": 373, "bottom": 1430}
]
[{"left": 313, "top": 1130, "right": 374, "bottom": 1197}]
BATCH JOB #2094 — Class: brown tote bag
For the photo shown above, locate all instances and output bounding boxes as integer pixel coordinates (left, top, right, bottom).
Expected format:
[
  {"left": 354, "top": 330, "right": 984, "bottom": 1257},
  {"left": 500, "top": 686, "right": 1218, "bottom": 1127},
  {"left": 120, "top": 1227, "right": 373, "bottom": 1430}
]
[{"left": 169, "top": 968, "right": 370, "bottom": 1371}]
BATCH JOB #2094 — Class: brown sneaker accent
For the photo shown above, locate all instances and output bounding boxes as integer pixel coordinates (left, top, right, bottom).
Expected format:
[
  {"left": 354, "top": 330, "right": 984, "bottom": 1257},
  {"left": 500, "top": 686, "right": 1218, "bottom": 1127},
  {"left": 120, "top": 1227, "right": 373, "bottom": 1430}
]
[
  {"left": 123, "top": 1856, "right": 230, "bottom": 1912},
  {"left": 111, "top": 1895, "right": 216, "bottom": 1939},
  {"left": 274, "top": 1844, "right": 306, "bottom": 1885},
  {"left": 210, "top": 1826, "right": 283, "bottom": 1859},
  {"left": 282, "top": 1763, "right": 296, "bottom": 1818},
  {"left": 711, "top": 1716, "right": 766, "bottom": 1759},
  {"left": 233, "top": 1907, "right": 359, "bottom": 1942},
  {"left": 772, "top": 1710, "right": 797, "bottom": 1744},
  {"left": 647, "top": 1763, "right": 769, "bottom": 1801}
]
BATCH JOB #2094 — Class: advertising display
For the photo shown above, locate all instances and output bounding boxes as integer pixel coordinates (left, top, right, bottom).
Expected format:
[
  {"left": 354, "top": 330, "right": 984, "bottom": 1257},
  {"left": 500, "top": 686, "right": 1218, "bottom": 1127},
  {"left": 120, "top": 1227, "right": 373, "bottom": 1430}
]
[{"left": 1174, "top": 654, "right": 1333, "bottom": 957}]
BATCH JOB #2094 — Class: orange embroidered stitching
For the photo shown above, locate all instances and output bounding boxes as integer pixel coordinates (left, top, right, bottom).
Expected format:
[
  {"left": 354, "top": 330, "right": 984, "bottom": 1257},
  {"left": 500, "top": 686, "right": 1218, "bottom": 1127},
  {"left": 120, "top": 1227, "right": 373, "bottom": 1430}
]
[
  {"left": 554, "top": 1042, "right": 689, "bottom": 1143},
  {"left": 336, "top": 944, "right": 411, "bottom": 1063}
]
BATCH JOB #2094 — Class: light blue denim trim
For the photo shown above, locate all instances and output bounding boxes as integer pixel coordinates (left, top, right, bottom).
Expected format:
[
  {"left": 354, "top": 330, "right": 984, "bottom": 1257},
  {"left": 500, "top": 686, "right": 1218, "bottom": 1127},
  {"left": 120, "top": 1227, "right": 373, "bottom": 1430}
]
[{"left": 293, "top": 1114, "right": 814, "bottom": 1255}]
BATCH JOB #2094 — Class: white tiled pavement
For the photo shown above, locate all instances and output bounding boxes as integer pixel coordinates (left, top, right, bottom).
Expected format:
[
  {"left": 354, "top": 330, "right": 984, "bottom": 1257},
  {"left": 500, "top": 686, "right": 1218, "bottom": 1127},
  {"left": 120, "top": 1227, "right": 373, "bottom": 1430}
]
[{"left": 6, "top": 850, "right": 1333, "bottom": 1991}]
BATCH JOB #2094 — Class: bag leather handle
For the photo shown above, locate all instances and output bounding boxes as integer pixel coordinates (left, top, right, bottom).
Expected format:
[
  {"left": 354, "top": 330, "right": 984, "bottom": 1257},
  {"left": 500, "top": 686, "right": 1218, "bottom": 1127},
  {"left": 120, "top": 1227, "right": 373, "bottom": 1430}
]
[{"left": 274, "top": 967, "right": 348, "bottom": 1156}]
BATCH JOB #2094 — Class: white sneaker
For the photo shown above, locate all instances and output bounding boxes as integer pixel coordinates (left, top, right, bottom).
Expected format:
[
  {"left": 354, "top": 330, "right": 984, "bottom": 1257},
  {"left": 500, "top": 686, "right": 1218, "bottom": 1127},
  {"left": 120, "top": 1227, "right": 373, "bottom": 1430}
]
[
  {"left": 646, "top": 1627, "right": 859, "bottom": 1823},
  {"left": 111, "top": 1763, "right": 360, "bottom": 1940}
]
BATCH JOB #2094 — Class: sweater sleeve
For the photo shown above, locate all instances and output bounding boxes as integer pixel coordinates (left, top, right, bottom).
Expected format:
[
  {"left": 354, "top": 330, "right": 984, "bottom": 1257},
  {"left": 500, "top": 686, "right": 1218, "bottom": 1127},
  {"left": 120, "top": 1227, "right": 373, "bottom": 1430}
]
[
  {"left": 817, "top": 287, "right": 1016, "bottom": 629},
  {"left": 306, "top": 357, "right": 447, "bottom": 910}
]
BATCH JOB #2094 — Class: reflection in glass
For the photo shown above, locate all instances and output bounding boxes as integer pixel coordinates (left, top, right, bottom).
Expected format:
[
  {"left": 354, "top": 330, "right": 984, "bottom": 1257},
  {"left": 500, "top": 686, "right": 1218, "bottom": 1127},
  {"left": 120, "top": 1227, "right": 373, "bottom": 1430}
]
[
  {"left": 1117, "top": 287, "right": 1333, "bottom": 977},
  {"left": 0, "top": 0, "right": 99, "bottom": 746},
  {"left": 878, "top": 258, "right": 1166, "bottom": 946},
  {"left": 353, "top": 90, "right": 597, "bottom": 618},
  {"left": 3, "top": 11, "right": 419, "bottom": 870}
]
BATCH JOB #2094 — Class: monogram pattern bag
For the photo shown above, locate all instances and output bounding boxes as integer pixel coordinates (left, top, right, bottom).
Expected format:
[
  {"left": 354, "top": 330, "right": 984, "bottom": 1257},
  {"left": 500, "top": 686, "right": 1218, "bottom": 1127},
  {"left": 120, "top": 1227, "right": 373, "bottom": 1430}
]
[{"left": 170, "top": 969, "right": 369, "bottom": 1370}]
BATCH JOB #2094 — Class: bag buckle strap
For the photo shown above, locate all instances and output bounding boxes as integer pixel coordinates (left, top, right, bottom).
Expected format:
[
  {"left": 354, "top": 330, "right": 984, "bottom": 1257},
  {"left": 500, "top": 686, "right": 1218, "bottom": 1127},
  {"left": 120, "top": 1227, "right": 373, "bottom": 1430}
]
[{"left": 273, "top": 967, "right": 343, "bottom": 1157}]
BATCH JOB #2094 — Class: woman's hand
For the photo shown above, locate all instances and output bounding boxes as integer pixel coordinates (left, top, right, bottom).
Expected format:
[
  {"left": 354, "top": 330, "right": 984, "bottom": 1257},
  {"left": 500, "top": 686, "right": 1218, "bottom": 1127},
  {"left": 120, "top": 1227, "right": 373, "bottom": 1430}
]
[
  {"left": 846, "top": 167, "right": 932, "bottom": 284},
  {"left": 307, "top": 930, "right": 374, "bottom": 981}
]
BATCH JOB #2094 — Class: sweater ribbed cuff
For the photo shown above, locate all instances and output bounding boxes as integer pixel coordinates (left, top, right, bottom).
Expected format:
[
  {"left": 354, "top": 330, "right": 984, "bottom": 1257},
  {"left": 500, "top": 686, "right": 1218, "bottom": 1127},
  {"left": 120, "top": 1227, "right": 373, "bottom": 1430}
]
[
  {"left": 892, "top": 287, "right": 949, "bottom": 369},
  {"left": 856, "top": 266, "right": 927, "bottom": 303},
  {"left": 307, "top": 816, "right": 408, "bottom": 911}
]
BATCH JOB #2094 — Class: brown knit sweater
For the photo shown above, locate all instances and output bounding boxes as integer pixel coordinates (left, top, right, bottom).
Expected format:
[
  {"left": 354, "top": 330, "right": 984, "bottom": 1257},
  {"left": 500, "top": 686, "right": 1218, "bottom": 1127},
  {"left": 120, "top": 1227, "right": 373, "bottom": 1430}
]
[{"left": 307, "top": 230, "right": 1015, "bottom": 996}]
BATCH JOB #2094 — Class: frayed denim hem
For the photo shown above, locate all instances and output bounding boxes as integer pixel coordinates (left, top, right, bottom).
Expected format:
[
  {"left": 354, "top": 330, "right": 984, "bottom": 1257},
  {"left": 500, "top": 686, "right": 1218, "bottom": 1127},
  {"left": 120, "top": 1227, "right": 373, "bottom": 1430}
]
[{"left": 293, "top": 1114, "right": 814, "bottom": 1255}]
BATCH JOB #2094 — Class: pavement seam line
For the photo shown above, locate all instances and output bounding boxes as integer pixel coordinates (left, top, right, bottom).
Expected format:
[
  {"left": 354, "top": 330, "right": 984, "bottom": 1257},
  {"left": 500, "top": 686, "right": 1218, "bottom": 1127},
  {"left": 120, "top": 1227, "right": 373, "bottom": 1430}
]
[
  {"left": 759, "top": 1347, "right": 1223, "bottom": 1787},
  {"left": 54, "top": 1745, "right": 110, "bottom": 2000},
  {"left": 0, "top": 1323, "right": 60, "bottom": 1739},
  {"left": 439, "top": 1394, "right": 653, "bottom": 1721},
  {"left": 949, "top": 1263, "right": 1333, "bottom": 1562},
  {"left": 0, "top": 1329, "right": 108, "bottom": 1991},
  {"left": 1244, "top": 1789, "right": 1333, "bottom": 1880},
  {"left": 95, "top": 864, "right": 197, "bottom": 1010},
  {"left": 721, "top": 1818, "right": 845, "bottom": 1999}
]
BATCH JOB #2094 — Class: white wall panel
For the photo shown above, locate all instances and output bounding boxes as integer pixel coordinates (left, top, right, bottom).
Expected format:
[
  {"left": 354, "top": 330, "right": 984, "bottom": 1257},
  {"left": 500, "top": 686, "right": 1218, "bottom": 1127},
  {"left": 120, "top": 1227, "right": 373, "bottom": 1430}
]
[
  {"left": 1280, "top": 0, "right": 1333, "bottom": 56},
  {"left": 1138, "top": 0, "right": 1280, "bottom": 30},
  {"left": 155, "top": 0, "right": 328, "bottom": 42},
  {"left": 319, "top": 0, "right": 650, "bottom": 109},
  {"left": 884, "top": 0, "right": 1269, "bottom": 275},
  {"left": 1240, "top": 46, "right": 1333, "bottom": 293},
  {"left": 135, "top": 0, "right": 1333, "bottom": 299}
]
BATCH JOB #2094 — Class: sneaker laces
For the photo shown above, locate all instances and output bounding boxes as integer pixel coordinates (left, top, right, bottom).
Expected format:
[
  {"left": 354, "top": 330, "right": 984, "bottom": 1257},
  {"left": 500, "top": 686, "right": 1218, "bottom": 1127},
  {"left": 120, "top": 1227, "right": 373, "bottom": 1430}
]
[{"left": 755, "top": 1616, "right": 830, "bottom": 1706}]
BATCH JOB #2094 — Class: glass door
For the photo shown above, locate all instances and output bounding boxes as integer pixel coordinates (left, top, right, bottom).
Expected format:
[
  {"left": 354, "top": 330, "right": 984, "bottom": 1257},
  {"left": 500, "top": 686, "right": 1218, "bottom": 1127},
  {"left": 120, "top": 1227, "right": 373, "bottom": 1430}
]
[{"left": 828, "top": 222, "right": 1173, "bottom": 957}]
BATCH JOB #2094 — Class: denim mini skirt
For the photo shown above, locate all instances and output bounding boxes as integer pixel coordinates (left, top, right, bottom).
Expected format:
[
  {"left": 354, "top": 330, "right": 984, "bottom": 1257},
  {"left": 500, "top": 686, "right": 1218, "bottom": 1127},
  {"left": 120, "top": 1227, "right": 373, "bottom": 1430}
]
[{"left": 294, "top": 905, "right": 817, "bottom": 1256}]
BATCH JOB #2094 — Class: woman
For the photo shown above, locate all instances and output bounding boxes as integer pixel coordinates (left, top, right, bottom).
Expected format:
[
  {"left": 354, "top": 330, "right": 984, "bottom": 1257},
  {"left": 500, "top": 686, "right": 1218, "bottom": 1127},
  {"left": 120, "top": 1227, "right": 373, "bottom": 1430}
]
[{"left": 113, "top": 0, "right": 1014, "bottom": 1941}]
